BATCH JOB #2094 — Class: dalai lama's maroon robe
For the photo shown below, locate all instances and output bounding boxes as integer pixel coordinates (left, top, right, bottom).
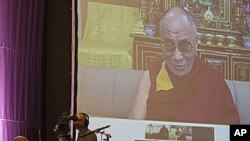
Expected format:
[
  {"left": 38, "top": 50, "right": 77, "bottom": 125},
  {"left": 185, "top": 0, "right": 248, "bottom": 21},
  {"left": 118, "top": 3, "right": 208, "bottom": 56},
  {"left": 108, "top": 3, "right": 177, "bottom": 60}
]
[{"left": 145, "top": 58, "right": 240, "bottom": 125}]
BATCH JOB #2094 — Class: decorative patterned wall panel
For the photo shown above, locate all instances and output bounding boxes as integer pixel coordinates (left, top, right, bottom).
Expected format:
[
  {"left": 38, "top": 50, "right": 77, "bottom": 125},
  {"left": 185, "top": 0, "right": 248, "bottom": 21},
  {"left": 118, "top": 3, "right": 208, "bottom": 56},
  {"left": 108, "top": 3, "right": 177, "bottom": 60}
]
[
  {"left": 231, "top": 56, "right": 250, "bottom": 81},
  {"left": 131, "top": 34, "right": 250, "bottom": 81},
  {"left": 199, "top": 52, "right": 229, "bottom": 79}
]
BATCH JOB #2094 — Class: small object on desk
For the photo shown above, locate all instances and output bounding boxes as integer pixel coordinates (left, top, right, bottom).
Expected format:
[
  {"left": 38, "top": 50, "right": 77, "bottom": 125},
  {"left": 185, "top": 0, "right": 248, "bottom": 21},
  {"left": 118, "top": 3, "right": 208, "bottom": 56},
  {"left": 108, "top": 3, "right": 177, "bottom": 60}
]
[
  {"left": 204, "top": 33, "right": 214, "bottom": 45},
  {"left": 131, "top": 8, "right": 145, "bottom": 35},
  {"left": 226, "top": 36, "right": 237, "bottom": 48},
  {"left": 197, "top": 32, "right": 204, "bottom": 44},
  {"left": 131, "top": 17, "right": 145, "bottom": 35},
  {"left": 145, "top": 24, "right": 157, "bottom": 37},
  {"left": 215, "top": 34, "right": 225, "bottom": 47},
  {"left": 242, "top": 36, "right": 250, "bottom": 49}
]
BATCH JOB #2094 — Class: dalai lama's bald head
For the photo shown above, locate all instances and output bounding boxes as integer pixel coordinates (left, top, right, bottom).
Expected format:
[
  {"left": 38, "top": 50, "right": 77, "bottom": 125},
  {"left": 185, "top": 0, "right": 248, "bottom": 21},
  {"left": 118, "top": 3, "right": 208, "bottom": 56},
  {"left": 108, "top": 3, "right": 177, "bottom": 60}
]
[
  {"left": 160, "top": 7, "right": 198, "bottom": 76},
  {"left": 160, "top": 7, "right": 197, "bottom": 40}
]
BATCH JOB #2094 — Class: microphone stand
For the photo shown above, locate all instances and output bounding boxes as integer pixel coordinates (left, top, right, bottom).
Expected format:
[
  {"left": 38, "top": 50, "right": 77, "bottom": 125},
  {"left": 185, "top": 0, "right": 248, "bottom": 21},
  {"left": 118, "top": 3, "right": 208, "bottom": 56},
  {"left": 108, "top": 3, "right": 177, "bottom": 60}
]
[
  {"left": 103, "top": 133, "right": 111, "bottom": 141},
  {"left": 79, "top": 125, "right": 111, "bottom": 140},
  {"left": 98, "top": 131, "right": 111, "bottom": 141}
]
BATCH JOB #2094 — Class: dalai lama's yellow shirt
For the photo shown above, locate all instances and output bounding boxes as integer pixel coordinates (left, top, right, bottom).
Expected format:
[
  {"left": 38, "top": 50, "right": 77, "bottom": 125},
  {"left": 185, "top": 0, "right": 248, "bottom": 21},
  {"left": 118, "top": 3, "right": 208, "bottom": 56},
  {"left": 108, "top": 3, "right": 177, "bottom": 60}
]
[{"left": 156, "top": 61, "right": 173, "bottom": 91}]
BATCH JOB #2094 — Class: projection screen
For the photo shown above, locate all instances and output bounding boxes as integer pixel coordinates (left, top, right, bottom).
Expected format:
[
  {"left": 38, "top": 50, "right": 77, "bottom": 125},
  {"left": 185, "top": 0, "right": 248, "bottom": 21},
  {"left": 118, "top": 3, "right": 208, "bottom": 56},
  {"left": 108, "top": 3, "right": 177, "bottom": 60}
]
[{"left": 73, "top": 0, "right": 250, "bottom": 141}]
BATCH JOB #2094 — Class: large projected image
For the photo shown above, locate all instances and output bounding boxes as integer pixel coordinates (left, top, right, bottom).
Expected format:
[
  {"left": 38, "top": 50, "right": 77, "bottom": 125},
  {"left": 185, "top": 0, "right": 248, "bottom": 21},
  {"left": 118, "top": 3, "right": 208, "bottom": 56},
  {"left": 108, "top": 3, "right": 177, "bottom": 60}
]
[{"left": 75, "top": 0, "right": 250, "bottom": 141}]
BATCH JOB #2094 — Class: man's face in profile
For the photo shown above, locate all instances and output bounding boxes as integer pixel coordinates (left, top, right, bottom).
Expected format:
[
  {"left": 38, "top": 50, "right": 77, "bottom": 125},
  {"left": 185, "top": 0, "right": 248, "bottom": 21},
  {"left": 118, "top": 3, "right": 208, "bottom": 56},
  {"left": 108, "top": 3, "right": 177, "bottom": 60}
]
[
  {"left": 160, "top": 10, "right": 196, "bottom": 76},
  {"left": 74, "top": 113, "right": 85, "bottom": 130}
]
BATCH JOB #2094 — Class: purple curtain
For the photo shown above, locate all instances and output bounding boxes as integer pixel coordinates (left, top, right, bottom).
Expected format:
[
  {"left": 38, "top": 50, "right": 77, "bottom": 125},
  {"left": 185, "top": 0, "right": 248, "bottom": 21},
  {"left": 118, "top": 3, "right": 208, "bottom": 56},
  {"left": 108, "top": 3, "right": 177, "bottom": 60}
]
[{"left": 0, "top": 0, "right": 44, "bottom": 140}]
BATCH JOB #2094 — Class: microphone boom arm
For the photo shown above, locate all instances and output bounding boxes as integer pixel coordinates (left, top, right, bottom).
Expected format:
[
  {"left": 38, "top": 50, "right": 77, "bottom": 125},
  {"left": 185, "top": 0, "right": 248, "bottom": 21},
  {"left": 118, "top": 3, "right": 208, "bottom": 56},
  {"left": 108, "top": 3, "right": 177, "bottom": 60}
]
[{"left": 79, "top": 125, "right": 111, "bottom": 138}]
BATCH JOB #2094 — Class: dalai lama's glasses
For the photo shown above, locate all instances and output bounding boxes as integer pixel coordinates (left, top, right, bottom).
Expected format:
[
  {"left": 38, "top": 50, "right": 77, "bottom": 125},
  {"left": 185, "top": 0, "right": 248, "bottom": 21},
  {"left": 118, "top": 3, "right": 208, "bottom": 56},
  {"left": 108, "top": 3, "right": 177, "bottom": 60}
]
[{"left": 161, "top": 40, "right": 195, "bottom": 56}]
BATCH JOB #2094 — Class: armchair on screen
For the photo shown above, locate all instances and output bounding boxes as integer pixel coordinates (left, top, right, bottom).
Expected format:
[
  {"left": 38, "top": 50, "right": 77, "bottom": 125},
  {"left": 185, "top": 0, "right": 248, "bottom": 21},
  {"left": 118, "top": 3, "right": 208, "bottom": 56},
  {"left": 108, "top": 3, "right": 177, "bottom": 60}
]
[
  {"left": 77, "top": 65, "right": 250, "bottom": 124},
  {"left": 77, "top": 1, "right": 139, "bottom": 69}
]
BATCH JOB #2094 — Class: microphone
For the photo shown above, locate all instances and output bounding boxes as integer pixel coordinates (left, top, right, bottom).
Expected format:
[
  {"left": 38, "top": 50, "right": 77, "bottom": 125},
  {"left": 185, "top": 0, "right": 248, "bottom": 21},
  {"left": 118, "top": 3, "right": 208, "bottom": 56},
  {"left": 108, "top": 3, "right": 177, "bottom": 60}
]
[
  {"left": 80, "top": 125, "right": 111, "bottom": 138},
  {"left": 94, "top": 125, "right": 111, "bottom": 132},
  {"left": 97, "top": 131, "right": 112, "bottom": 138},
  {"left": 63, "top": 115, "right": 78, "bottom": 122}
]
